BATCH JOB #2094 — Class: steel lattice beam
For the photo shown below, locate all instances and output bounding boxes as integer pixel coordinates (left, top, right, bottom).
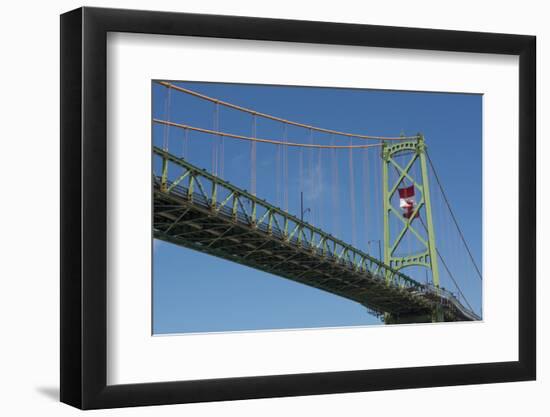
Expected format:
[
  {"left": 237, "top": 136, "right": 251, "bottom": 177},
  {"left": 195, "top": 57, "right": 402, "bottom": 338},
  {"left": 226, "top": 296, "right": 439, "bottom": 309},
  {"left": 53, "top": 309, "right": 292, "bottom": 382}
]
[{"left": 152, "top": 148, "right": 479, "bottom": 322}]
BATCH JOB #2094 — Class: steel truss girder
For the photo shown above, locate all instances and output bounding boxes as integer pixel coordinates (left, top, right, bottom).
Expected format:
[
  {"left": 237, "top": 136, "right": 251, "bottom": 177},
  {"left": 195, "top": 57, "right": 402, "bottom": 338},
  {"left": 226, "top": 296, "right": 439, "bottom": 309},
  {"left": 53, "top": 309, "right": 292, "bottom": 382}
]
[
  {"left": 154, "top": 147, "right": 418, "bottom": 288},
  {"left": 153, "top": 147, "right": 476, "bottom": 321}
]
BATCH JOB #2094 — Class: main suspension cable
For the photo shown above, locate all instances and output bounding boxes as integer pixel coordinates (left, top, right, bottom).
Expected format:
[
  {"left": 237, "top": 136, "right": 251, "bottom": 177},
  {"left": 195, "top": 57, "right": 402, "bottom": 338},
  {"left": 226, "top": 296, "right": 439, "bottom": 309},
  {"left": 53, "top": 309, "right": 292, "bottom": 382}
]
[
  {"left": 426, "top": 151, "right": 483, "bottom": 281},
  {"left": 418, "top": 216, "right": 475, "bottom": 313},
  {"left": 436, "top": 248, "right": 476, "bottom": 313},
  {"left": 156, "top": 81, "right": 419, "bottom": 141},
  {"left": 154, "top": 119, "right": 384, "bottom": 149}
]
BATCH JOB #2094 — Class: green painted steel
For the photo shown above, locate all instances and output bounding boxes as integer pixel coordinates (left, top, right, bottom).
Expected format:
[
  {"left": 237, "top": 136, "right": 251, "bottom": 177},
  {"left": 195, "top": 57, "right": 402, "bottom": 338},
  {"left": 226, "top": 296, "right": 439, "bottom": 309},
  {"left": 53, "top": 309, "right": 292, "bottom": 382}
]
[
  {"left": 153, "top": 146, "right": 479, "bottom": 322},
  {"left": 154, "top": 146, "right": 420, "bottom": 289},
  {"left": 381, "top": 136, "right": 441, "bottom": 321}
]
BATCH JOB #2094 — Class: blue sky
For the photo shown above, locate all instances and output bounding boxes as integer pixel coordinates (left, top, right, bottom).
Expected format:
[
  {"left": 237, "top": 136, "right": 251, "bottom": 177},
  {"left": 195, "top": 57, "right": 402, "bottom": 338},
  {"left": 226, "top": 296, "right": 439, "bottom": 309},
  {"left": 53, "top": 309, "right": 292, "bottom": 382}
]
[{"left": 152, "top": 81, "right": 482, "bottom": 334}]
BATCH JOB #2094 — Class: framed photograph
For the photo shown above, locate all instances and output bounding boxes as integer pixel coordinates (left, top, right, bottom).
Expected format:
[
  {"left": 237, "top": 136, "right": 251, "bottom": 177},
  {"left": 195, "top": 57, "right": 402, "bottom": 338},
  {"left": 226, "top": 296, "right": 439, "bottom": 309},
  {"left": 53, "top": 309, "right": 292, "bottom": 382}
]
[{"left": 60, "top": 6, "right": 536, "bottom": 409}]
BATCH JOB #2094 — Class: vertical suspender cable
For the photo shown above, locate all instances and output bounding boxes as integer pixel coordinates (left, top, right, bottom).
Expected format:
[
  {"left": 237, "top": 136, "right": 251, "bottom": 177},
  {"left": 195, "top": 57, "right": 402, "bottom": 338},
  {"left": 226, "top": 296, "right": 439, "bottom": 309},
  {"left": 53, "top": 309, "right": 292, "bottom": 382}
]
[
  {"left": 299, "top": 143, "right": 304, "bottom": 195},
  {"left": 217, "top": 103, "right": 224, "bottom": 178},
  {"left": 308, "top": 128, "right": 314, "bottom": 221},
  {"left": 362, "top": 148, "right": 369, "bottom": 247},
  {"left": 276, "top": 136, "right": 281, "bottom": 207},
  {"left": 183, "top": 127, "right": 189, "bottom": 159},
  {"left": 284, "top": 124, "right": 289, "bottom": 212},
  {"left": 373, "top": 143, "right": 381, "bottom": 247},
  {"left": 331, "top": 135, "right": 340, "bottom": 238},
  {"left": 163, "top": 86, "right": 172, "bottom": 151},
  {"left": 251, "top": 114, "right": 257, "bottom": 196},
  {"left": 161, "top": 86, "right": 172, "bottom": 190},
  {"left": 317, "top": 146, "right": 323, "bottom": 228},
  {"left": 349, "top": 137, "right": 357, "bottom": 247},
  {"left": 211, "top": 102, "right": 218, "bottom": 176},
  {"left": 417, "top": 216, "right": 475, "bottom": 313}
]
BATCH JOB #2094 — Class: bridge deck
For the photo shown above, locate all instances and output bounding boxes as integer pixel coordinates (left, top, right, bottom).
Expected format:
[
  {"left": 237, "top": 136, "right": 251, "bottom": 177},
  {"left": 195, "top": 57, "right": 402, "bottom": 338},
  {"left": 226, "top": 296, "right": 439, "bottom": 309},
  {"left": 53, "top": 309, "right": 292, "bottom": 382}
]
[
  {"left": 153, "top": 148, "right": 479, "bottom": 322},
  {"left": 153, "top": 147, "right": 479, "bottom": 322}
]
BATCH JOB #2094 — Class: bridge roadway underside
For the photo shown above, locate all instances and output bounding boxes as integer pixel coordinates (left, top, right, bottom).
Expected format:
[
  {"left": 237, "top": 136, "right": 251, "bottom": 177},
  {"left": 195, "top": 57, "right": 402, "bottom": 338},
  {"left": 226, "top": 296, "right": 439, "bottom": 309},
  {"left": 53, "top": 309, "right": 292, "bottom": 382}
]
[{"left": 154, "top": 182, "right": 470, "bottom": 323}]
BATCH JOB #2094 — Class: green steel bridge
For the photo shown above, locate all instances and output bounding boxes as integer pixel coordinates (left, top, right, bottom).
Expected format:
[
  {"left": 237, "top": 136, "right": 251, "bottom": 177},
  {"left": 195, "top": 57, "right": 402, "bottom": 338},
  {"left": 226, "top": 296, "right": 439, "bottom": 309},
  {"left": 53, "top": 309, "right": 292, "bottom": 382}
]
[
  {"left": 153, "top": 81, "right": 482, "bottom": 324},
  {"left": 153, "top": 147, "right": 479, "bottom": 323}
]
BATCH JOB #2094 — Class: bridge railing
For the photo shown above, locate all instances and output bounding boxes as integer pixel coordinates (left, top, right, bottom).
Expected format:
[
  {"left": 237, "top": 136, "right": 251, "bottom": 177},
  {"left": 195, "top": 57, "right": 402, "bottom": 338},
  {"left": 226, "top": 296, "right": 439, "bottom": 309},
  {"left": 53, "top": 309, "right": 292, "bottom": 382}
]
[
  {"left": 154, "top": 147, "right": 425, "bottom": 291},
  {"left": 418, "top": 284, "right": 481, "bottom": 320}
]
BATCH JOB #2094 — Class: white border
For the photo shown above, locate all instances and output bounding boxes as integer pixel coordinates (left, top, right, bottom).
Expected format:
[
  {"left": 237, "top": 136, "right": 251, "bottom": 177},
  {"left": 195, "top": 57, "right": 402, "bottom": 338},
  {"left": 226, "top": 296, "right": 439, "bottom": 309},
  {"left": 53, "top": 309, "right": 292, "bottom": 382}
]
[{"left": 107, "top": 33, "right": 518, "bottom": 385}]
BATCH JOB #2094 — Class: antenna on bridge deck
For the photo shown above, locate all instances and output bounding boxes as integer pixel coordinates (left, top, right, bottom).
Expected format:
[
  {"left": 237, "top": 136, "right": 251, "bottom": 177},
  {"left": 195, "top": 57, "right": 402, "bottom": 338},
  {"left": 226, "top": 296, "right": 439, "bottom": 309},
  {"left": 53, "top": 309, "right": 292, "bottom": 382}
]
[{"left": 300, "top": 191, "right": 311, "bottom": 222}]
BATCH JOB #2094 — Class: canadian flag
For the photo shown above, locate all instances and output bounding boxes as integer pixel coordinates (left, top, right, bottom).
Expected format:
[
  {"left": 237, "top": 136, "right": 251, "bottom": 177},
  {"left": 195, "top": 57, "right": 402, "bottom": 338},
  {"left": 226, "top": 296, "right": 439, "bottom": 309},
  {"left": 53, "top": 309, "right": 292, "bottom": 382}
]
[{"left": 398, "top": 185, "right": 419, "bottom": 219}]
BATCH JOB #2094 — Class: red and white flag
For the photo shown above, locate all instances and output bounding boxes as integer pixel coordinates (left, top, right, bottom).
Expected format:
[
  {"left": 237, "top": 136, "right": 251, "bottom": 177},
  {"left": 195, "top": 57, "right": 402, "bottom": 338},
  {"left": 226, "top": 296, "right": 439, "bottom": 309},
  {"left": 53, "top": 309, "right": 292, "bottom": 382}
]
[{"left": 398, "top": 185, "right": 418, "bottom": 219}]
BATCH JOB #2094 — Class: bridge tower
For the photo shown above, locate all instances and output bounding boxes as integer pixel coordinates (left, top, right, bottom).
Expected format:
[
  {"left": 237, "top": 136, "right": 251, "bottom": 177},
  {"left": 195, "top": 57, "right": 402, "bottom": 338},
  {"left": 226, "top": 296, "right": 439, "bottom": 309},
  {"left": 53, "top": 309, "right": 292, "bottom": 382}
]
[{"left": 381, "top": 135, "right": 442, "bottom": 324}]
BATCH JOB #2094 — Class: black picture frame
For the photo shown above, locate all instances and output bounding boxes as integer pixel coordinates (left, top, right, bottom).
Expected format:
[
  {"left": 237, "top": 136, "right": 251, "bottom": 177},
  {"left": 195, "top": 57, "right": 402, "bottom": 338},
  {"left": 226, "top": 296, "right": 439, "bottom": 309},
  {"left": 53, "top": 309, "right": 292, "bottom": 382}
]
[{"left": 60, "top": 6, "right": 536, "bottom": 410}]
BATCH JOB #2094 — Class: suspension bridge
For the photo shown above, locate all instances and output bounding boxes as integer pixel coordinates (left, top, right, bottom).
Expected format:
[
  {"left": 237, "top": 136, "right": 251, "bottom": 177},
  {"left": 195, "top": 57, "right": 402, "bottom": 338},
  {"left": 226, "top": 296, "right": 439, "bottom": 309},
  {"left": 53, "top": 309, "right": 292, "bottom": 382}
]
[{"left": 153, "top": 81, "right": 482, "bottom": 324}]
